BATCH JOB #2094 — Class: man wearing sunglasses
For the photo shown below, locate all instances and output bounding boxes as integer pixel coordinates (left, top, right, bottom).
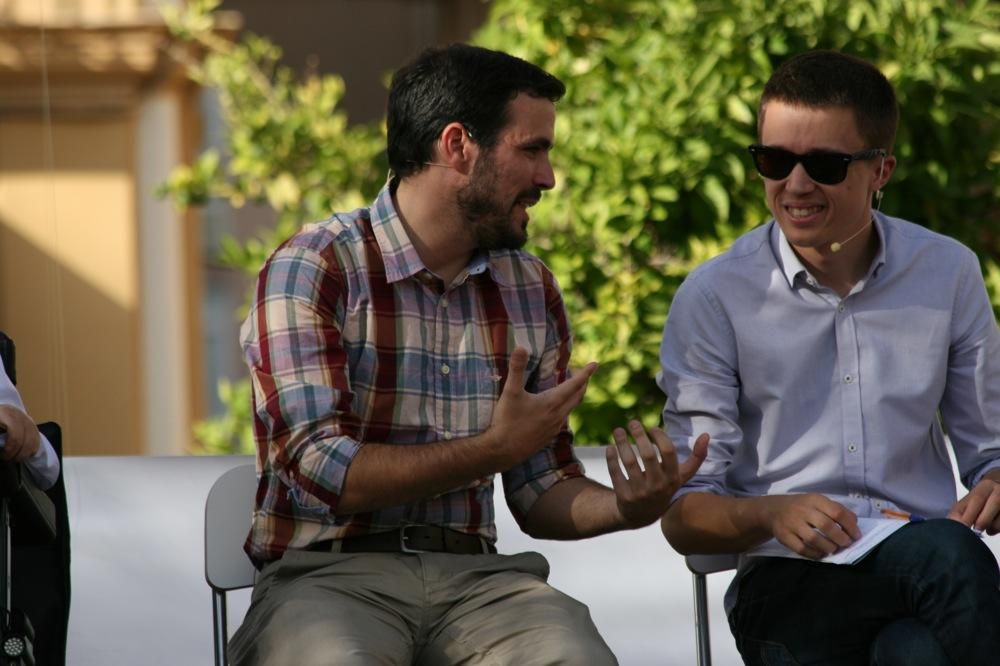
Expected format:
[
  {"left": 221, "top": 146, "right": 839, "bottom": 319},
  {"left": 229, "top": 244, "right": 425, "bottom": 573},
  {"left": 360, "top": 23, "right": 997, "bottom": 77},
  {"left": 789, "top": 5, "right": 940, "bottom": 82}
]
[{"left": 657, "top": 50, "right": 1000, "bottom": 664}]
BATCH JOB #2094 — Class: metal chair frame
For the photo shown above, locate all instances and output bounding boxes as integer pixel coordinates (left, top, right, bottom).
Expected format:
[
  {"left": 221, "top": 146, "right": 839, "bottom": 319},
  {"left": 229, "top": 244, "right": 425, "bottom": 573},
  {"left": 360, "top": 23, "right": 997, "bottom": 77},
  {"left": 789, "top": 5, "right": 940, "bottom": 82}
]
[
  {"left": 685, "top": 553, "right": 740, "bottom": 666},
  {"left": 204, "top": 463, "right": 257, "bottom": 666}
]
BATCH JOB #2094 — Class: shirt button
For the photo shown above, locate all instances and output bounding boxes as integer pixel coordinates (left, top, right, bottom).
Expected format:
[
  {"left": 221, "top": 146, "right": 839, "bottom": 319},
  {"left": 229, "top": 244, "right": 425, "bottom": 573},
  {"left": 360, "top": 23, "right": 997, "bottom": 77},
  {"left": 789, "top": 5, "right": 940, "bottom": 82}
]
[
  {"left": 844, "top": 374, "right": 853, "bottom": 383},
  {"left": 838, "top": 304, "right": 846, "bottom": 313},
  {"left": 440, "top": 297, "right": 449, "bottom": 308},
  {"left": 441, "top": 364, "right": 450, "bottom": 375},
  {"left": 847, "top": 443, "right": 858, "bottom": 452}
]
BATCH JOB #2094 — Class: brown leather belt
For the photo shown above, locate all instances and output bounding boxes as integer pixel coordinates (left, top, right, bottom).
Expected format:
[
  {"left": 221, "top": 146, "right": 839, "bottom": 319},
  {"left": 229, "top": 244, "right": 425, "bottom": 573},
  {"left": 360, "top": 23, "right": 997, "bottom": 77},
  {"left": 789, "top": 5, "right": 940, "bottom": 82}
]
[{"left": 308, "top": 526, "right": 497, "bottom": 555}]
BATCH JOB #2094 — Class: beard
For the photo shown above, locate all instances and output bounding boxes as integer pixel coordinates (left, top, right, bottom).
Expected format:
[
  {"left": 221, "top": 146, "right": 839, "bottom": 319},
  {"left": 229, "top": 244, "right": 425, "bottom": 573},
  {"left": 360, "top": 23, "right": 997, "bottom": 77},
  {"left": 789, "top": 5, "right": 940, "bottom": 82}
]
[{"left": 456, "top": 152, "right": 540, "bottom": 251}]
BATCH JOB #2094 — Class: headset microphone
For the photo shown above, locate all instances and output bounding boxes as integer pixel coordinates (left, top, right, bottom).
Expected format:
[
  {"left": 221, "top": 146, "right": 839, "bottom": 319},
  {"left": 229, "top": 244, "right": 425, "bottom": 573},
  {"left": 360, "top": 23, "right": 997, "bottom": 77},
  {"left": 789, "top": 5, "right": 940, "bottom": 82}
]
[
  {"left": 873, "top": 154, "right": 886, "bottom": 213},
  {"left": 830, "top": 155, "right": 885, "bottom": 253},
  {"left": 829, "top": 219, "right": 873, "bottom": 253}
]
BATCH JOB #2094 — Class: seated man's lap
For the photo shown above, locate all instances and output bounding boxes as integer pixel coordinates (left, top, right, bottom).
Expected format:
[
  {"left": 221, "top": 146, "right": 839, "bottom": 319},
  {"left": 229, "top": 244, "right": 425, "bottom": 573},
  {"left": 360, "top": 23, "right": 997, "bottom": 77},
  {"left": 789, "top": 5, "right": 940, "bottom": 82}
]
[
  {"left": 229, "top": 550, "right": 617, "bottom": 666},
  {"left": 731, "top": 519, "right": 1000, "bottom": 666}
]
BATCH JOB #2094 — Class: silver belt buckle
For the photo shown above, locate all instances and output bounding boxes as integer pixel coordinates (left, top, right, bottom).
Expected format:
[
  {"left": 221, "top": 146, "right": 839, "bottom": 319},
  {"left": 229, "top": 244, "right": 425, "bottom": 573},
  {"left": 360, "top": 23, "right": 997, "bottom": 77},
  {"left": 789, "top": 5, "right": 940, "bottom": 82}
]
[{"left": 399, "top": 525, "right": 427, "bottom": 554}]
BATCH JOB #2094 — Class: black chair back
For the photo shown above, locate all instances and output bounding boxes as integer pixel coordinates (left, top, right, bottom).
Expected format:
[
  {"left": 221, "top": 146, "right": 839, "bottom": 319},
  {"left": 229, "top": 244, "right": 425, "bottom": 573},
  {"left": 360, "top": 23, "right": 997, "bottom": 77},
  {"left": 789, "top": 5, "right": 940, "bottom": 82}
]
[
  {"left": 0, "top": 331, "right": 69, "bottom": 666},
  {"left": 0, "top": 332, "right": 15, "bottom": 386}
]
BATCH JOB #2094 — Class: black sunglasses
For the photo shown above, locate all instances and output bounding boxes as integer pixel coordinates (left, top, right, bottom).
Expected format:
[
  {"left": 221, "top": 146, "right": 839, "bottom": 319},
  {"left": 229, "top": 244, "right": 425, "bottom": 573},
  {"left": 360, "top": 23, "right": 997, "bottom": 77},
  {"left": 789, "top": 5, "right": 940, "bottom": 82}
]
[{"left": 748, "top": 145, "right": 886, "bottom": 185}]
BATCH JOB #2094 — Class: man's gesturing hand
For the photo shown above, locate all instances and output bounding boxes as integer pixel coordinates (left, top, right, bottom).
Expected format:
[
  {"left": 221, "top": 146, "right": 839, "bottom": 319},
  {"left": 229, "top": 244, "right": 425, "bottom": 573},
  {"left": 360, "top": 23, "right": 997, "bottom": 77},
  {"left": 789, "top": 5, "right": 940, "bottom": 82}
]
[
  {"left": 0, "top": 404, "right": 40, "bottom": 463},
  {"left": 487, "top": 346, "right": 598, "bottom": 469},
  {"left": 606, "top": 421, "right": 708, "bottom": 528}
]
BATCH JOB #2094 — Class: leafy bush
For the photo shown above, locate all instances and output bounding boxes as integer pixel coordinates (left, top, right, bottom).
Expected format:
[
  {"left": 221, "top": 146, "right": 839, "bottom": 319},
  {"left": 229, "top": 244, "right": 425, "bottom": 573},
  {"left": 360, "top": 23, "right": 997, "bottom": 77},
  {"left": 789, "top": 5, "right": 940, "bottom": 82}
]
[
  {"left": 162, "top": 0, "right": 999, "bottom": 452},
  {"left": 474, "top": 0, "right": 1000, "bottom": 441}
]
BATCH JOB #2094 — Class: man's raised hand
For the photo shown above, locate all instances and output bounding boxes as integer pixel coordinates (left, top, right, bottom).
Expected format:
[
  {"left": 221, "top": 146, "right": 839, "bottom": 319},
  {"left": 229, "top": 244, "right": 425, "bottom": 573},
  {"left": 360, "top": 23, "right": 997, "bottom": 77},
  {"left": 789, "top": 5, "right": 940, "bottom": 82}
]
[
  {"left": 606, "top": 422, "right": 708, "bottom": 528},
  {"left": 486, "top": 346, "right": 597, "bottom": 469}
]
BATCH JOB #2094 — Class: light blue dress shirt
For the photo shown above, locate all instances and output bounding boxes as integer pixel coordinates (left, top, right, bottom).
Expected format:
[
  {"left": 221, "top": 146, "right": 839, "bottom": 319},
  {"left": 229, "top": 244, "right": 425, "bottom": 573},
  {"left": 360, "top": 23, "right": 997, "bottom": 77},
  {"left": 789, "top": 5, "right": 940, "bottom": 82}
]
[
  {"left": 0, "top": 356, "right": 59, "bottom": 490},
  {"left": 659, "top": 212, "right": 1000, "bottom": 522}
]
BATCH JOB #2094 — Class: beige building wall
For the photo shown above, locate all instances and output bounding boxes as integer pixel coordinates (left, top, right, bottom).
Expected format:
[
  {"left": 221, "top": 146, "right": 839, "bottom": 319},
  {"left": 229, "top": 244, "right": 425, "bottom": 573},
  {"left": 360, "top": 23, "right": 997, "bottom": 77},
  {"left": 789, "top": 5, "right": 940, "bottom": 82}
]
[
  {"left": 0, "top": 118, "right": 141, "bottom": 455},
  {"left": 0, "top": 0, "right": 199, "bottom": 455}
]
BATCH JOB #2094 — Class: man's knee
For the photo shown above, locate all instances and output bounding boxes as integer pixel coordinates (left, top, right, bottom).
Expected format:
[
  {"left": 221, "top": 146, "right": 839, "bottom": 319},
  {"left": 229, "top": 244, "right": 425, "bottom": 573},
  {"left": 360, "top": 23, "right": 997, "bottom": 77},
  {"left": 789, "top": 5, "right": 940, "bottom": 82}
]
[
  {"left": 891, "top": 519, "right": 997, "bottom": 581},
  {"left": 869, "top": 618, "right": 950, "bottom": 666},
  {"left": 230, "top": 599, "right": 412, "bottom": 666},
  {"left": 532, "top": 595, "right": 617, "bottom": 664},
  {"left": 233, "top": 623, "right": 406, "bottom": 666},
  {"left": 542, "top": 629, "right": 618, "bottom": 665}
]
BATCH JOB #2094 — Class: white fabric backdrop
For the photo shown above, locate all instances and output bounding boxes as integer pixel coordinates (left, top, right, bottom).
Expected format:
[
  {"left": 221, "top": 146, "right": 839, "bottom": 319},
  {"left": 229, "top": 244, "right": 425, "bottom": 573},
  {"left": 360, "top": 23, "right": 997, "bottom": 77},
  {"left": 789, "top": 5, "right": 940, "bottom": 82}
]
[{"left": 63, "top": 450, "right": 999, "bottom": 665}]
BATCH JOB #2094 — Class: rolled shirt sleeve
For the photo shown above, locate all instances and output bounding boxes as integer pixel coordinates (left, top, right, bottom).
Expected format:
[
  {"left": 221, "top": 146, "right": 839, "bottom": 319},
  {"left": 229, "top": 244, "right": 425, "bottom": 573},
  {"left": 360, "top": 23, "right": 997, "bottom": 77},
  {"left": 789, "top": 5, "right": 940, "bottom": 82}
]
[
  {"left": 242, "top": 238, "right": 362, "bottom": 518},
  {"left": 501, "top": 267, "right": 585, "bottom": 526}
]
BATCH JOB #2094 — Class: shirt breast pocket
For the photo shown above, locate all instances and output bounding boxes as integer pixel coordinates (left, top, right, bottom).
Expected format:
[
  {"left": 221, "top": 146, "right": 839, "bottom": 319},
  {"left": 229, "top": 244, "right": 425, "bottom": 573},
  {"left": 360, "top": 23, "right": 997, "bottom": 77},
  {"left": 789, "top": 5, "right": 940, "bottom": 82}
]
[{"left": 471, "top": 362, "right": 502, "bottom": 431}]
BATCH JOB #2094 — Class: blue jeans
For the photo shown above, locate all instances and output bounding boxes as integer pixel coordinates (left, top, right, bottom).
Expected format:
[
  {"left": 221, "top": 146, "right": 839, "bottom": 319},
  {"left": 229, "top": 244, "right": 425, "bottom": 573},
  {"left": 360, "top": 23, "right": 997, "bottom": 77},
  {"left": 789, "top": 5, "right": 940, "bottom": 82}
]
[{"left": 729, "top": 519, "right": 1000, "bottom": 665}]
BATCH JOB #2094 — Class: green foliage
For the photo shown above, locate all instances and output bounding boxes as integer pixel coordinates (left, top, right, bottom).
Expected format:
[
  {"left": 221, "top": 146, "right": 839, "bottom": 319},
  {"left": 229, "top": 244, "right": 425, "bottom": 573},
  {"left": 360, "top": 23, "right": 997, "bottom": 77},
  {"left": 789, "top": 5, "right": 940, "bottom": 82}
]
[
  {"left": 474, "top": 0, "right": 1000, "bottom": 441},
  {"left": 193, "top": 379, "right": 255, "bottom": 454},
  {"left": 164, "top": 0, "right": 999, "bottom": 452},
  {"left": 160, "top": 0, "right": 386, "bottom": 277}
]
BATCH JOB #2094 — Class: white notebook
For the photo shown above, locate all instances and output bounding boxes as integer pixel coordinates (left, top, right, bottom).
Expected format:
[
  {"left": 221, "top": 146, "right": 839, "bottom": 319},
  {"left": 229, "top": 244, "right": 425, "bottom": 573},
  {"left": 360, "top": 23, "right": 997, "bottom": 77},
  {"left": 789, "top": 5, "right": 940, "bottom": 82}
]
[{"left": 745, "top": 517, "right": 908, "bottom": 565}]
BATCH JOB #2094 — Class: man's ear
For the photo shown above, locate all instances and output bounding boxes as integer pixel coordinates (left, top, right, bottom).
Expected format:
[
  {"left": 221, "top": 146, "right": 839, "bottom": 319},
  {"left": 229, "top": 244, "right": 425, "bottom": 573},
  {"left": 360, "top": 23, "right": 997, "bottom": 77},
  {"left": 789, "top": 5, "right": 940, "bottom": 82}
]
[
  {"left": 873, "top": 154, "right": 897, "bottom": 191},
  {"left": 435, "top": 122, "right": 477, "bottom": 173}
]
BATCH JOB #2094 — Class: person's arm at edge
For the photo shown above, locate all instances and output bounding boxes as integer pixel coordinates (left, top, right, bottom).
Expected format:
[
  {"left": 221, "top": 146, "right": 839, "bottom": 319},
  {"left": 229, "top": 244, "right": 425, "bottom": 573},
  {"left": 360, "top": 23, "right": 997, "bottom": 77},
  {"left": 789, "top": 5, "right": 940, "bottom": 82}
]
[{"left": 0, "top": 357, "right": 59, "bottom": 490}]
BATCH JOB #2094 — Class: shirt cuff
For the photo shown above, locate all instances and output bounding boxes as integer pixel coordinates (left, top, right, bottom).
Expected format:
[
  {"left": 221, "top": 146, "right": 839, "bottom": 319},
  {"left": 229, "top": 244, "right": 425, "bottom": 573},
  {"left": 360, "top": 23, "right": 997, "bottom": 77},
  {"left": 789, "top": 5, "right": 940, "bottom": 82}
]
[
  {"left": 505, "top": 462, "right": 586, "bottom": 527},
  {"left": 969, "top": 459, "right": 1000, "bottom": 489},
  {"left": 24, "top": 432, "right": 60, "bottom": 491}
]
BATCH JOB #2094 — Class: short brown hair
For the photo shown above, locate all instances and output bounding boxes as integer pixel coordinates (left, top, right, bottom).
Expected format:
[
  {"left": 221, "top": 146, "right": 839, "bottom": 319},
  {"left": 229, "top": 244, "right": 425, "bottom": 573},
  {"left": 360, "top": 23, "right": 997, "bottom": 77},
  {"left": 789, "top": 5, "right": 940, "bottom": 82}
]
[{"left": 759, "top": 50, "right": 899, "bottom": 152}]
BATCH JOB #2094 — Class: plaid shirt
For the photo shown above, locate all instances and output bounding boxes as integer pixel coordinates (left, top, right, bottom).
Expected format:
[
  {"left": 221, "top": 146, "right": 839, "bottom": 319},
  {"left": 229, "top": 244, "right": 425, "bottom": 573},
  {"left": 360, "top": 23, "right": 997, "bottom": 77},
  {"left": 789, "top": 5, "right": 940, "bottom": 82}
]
[{"left": 241, "top": 182, "right": 585, "bottom": 565}]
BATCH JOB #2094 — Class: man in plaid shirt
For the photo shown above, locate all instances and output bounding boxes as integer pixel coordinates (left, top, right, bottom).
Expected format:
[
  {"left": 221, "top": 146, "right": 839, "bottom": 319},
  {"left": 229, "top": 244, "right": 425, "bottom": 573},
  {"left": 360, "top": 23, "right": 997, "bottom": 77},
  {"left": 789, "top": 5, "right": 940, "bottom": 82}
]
[{"left": 230, "top": 44, "right": 707, "bottom": 666}]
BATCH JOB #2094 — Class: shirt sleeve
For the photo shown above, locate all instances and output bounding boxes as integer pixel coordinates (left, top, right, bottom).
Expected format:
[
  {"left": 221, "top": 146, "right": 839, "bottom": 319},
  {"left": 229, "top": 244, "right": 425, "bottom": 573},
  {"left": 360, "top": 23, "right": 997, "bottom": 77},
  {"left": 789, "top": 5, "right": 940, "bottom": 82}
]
[
  {"left": 0, "top": 356, "right": 60, "bottom": 491},
  {"left": 501, "top": 268, "right": 585, "bottom": 527},
  {"left": 241, "top": 240, "right": 362, "bottom": 516},
  {"left": 657, "top": 273, "right": 742, "bottom": 500},
  {"left": 939, "top": 251, "right": 1000, "bottom": 488}
]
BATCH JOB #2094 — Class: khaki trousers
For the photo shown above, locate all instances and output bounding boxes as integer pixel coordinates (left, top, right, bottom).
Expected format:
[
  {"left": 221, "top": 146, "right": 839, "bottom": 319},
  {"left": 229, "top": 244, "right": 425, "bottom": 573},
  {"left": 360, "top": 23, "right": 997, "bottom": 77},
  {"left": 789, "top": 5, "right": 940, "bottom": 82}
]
[{"left": 229, "top": 549, "right": 617, "bottom": 666}]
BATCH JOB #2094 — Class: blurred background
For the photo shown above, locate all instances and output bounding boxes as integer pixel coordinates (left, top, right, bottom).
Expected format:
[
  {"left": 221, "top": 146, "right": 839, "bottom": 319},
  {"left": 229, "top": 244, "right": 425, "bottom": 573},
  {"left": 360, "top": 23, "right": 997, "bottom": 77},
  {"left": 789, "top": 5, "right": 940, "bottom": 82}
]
[{"left": 0, "top": 0, "right": 997, "bottom": 458}]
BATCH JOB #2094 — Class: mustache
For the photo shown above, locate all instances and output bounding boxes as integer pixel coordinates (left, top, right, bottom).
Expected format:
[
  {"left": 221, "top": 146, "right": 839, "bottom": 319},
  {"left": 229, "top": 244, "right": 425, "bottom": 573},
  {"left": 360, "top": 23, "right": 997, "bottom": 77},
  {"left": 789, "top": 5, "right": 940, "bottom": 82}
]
[{"left": 516, "top": 188, "right": 542, "bottom": 206}]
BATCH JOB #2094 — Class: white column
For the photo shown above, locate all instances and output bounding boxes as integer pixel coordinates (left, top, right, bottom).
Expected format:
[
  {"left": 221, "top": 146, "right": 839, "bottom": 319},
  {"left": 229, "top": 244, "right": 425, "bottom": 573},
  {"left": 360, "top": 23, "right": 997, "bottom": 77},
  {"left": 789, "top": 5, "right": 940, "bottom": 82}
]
[{"left": 136, "top": 89, "right": 190, "bottom": 455}]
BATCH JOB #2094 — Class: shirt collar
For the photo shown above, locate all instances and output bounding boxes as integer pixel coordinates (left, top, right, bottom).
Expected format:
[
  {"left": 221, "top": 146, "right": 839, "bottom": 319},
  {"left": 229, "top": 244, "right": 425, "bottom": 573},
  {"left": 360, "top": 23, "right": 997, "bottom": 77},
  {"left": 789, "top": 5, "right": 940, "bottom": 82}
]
[
  {"left": 369, "top": 181, "right": 426, "bottom": 283},
  {"left": 369, "top": 180, "right": 514, "bottom": 287},
  {"left": 772, "top": 213, "right": 889, "bottom": 289}
]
